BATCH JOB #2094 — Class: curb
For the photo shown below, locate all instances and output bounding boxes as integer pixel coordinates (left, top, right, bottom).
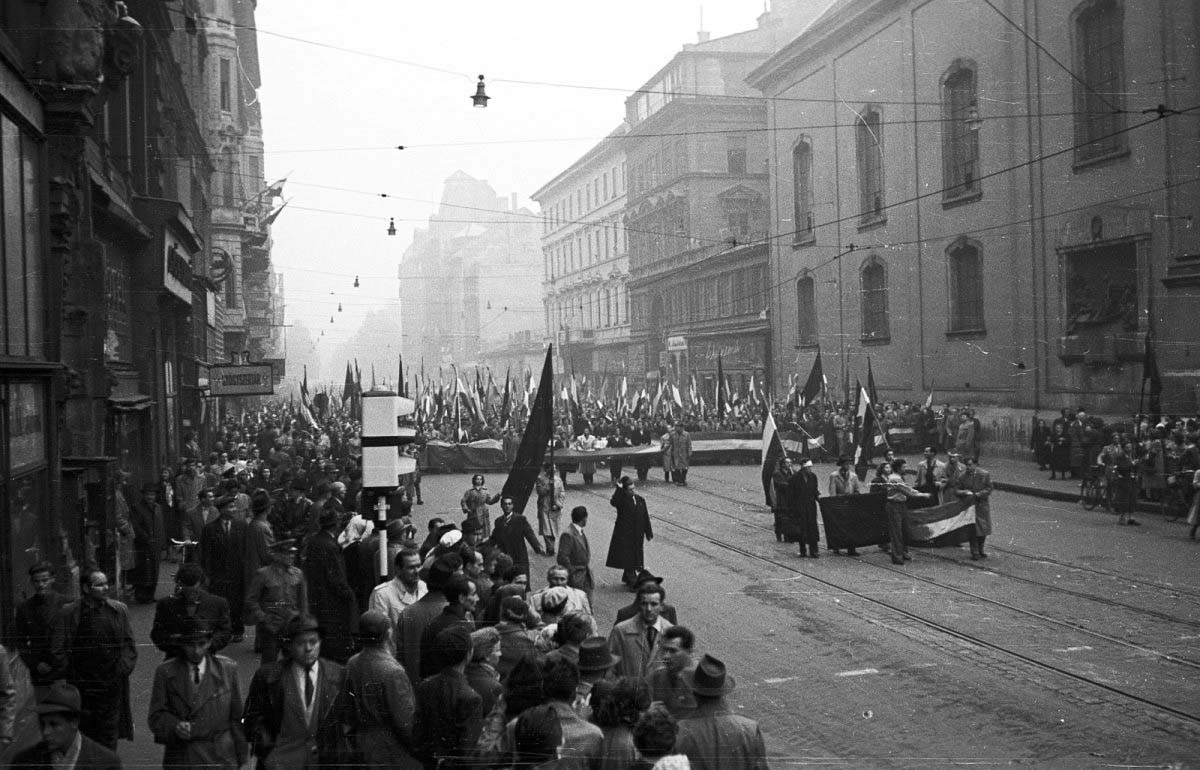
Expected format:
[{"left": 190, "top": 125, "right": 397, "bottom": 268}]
[{"left": 994, "top": 481, "right": 1177, "bottom": 515}]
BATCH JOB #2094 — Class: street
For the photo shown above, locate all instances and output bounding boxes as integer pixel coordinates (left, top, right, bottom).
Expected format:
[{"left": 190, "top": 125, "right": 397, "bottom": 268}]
[{"left": 111, "top": 462, "right": 1200, "bottom": 768}]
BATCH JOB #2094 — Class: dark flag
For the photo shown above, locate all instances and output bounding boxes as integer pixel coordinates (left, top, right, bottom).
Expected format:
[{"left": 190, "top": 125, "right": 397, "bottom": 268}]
[
  {"left": 800, "top": 348, "right": 824, "bottom": 407},
  {"left": 867, "top": 356, "right": 879, "bottom": 406},
  {"left": 398, "top": 354, "right": 406, "bottom": 397},
  {"left": 717, "top": 354, "right": 727, "bottom": 418},
  {"left": 1142, "top": 333, "right": 1162, "bottom": 420},
  {"left": 819, "top": 493, "right": 889, "bottom": 550},
  {"left": 761, "top": 411, "right": 785, "bottom": 506},
  {"left": 501, "top": 345, "right": 554, "bottom": 514},
  {"left": 342, "top": 363, "right": 355, "bottom": 406},
  {"left": 501, "top": 366, "right": 512, "bottom": 429}
]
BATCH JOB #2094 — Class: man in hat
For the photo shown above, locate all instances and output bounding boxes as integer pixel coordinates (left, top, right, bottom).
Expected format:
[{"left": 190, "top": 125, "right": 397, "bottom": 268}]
[
  {"left": 674, "top": 654, "right": 766, "bottom": 770},
  {"left": 302, "top": 504, "right": 357, "bottom": 664},
  {"left": 50, "top": 569, "right": 136, "bottom": 750},
  {"left": 395, "top": 553, "right": 460, "bottom": 686},
  {"left": 182, "top": 489, "right": 217, "bottom": 562},
  {"left": 245, "top": 488, "right": 276, "bottom": 589},
  {"left": 607, "top": 476, "right": 653, "bottom": 589},
  {"left": 201, "top": 495, "right": 248, "bottom": 643},
  {"left": 151, "top": 563, "right": 233, "bottom": 659},
  {"left": 786, "top": 458, "right": 821, "bottom": 558},
  {"left": 276, "top": 478, "right": 314, "bottom": 543},
  {"left": 607, "top": 581, "right": 673, "bottom": 680},
  {"left": 9, "top": 682, "right": 122, "bottom": 770},
  {"left": 648, "top": 625, "right": 697, "bottom": 719},
  {"left": 246, "top": 539, "right": 309, "bottom": 664},
  {"left": 341, "top": 610, "right": 420, "bottom": 769},
  {"left": 148, "top": 619, "right": 247, "bottom": 768},
  {"left": 243, "top": 613, "right": 349, "bottom": 769},
  {"left": 131, "top": 481, "right": 166, "bottom": 603},
  {"left": 486, "top": 496, "right": 545, "bottom": 584},
  {"left": 413, "top": 625, "right": 484, "bottom": 766},
  {"left": 613, "top": 570, "right": 678, "bottom": 626},
  {"left": 576, "top": 636, "right": 620, "bottom": 691},
  {"left": 556, "top": 506, "right": 594, "bottom": 603}
]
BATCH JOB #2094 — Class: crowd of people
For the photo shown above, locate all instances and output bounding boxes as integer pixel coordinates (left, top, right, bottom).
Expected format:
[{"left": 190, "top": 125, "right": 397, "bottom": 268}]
[
  {"left": 1031, "top": 409, "right": 1200, "bottom": 536},
  {"left": 0, "top": 399, "right": 768, "bottom": 769}
]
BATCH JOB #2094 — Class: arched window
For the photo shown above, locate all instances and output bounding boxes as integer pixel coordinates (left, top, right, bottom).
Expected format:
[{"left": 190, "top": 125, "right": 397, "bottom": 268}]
[
  {"left": 941, "top": 61, "right": 980, "bottom": 199},
  {"left": 796, "top": 275, "right": 817, "bottom": 347},
  {"left": 948, "top": 239, "right": 985, "bottom": 333},
  {"left": 860, "top": 256, "right": 890, "bottom": 341},
  {"left": 855, "top": 108, "right": 885, "bottom": 224},
  {"left": 792, "top": 139, "right": 814, "bottom": 239},
  {"left": 1073, "top": 0, "right": 1126, "bottom": 162}
]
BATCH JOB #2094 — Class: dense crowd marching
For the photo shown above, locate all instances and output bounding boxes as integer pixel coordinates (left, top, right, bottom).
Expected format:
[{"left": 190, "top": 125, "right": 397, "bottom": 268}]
[{"left": 0, "top": 399, "right": 768, "bottom": 769}]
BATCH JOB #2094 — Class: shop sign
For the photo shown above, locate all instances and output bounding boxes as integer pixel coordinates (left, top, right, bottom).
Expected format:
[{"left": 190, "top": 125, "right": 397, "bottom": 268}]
[{"left": 209, "top": 364, "right": 275, "bottom": 396}]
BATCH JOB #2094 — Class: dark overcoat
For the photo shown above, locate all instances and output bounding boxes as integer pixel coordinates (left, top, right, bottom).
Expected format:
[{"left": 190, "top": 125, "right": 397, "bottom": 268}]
[
  {"left": 606, "top": 488, "right": 653, "bottom": 570},
  {"left": 148, "top": 654, "right": 247, "bottom": 768}
]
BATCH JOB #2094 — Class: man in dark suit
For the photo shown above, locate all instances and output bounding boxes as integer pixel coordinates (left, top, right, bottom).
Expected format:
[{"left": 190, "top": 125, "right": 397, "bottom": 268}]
[
  {"left": 395, "top": 554, "right": 457, "bottom": 687},
  {"left": 130, "top": 482, "right": 166, "bottom": 603},
  {"left": 606, "top": 476, "right": 653, "bottom": 588},
  {"left": 14, "top": 561, "right": 67, "bottom": 692},
  {"left": 200, "top": 495, "right": 248, "bottom": 642},
  {"left": 556, "top": 506, "right": 594, "bottom": 602},
  {"left": 242, "top": 613, "right": 348, "bottom": 769},
  {"left": 786, "top": 459, "right": 821, "bottom": 557},
  {"left": 9, "top": 682, "right": 122, "bottom": 770},
  {"left": 485, "top": 496, "right": 544, "bottom": 583},
  {"left": 302, "top": 507, "right": 358, "bottom": 664},
  {"left": 150, "top": 563, "right": 233, "bottom": 659},
  {"left": 413, "top": 624, "right": 484, "bottom": 766}
]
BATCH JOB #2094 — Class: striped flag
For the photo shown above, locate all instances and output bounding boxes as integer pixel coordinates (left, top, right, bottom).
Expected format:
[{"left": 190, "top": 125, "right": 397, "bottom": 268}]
[
  {"left": 907, "top": 500, "right": 976, "bottom": 545},
  {"left": 761, "top": 412, "right": 785, "bottom": 506}
]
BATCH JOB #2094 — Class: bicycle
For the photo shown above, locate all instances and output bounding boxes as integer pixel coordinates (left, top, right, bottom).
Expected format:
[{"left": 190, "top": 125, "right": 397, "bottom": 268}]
[{"left": 1080, "top": 464, "right": 1109, "bottom": 511}]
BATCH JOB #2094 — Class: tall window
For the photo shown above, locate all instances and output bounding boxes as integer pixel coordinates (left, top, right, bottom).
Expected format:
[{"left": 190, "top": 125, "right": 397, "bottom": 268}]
[
  {"left": 855, "top": 108, "right": 885, "bottom": 224},
  {"left": 219, "top": 58, "right": 231, "bottom": 111},
  {"left": 1074, "top": 0, "right": 1126, "bottom": 163},
  {"left": 942, "top": 62, "right": 980, "bottom": 199},
  {"left": 860, "top": 256, "right": 890, "bottom": 341},
  {"left": 726, "top": 135, "right": 747, "bottom": 174},
  {"left": 796, "top": 276, "right": 818, "bottom": 347},
  {"left": 792, "top": 139, "right": 814, "bottom": 239},
  {"left": 947, "top": 239, "right": 985, "bottom": 332}
]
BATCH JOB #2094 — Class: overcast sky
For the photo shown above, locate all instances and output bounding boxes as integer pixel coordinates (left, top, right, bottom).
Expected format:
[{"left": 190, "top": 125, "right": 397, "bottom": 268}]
[{"left": 254, "top": 1, "right": 780, "bottom": 373}]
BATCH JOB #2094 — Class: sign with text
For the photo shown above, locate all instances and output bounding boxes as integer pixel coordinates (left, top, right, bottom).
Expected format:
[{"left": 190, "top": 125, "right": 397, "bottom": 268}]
[{"left": 209, "top": 364, "right": 275, "bottom": 396}]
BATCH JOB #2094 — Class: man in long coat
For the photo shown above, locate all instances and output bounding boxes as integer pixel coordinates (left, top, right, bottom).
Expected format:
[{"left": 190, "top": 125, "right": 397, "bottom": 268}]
[
  {"left": 201, "top": 496, "right": 247, "bottom": 642},
  {"left": 341, "top": 611, "right": 421, "bottom": 769},
  {"left": 302, "top": 508, "right": 357, "bottom": 664},
  {"left": 956, "top": 456, "right": 994, "bottom": 559},
  {"left": 668, "top": 424, "right": 693, "bottom": 485},
  {"left": 148, "top": 619, "right": 247, "bottom": 769},
  {"left": 52, "top": 569, "right": 137, "bottom": 750},
  {"left": 786, "top": 459, "right": 821, "bottom": 557},
  {"left": 131, "top": 482, "right": 166, "bottom": 604},
  {"left": 607, "top": 476, "right": 653, "bottom": 588}
]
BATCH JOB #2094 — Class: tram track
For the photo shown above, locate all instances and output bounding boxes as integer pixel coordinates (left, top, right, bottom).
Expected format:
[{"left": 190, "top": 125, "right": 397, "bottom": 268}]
[{"left": 577, "top": 479, "right": 1200, "bottom": 729}]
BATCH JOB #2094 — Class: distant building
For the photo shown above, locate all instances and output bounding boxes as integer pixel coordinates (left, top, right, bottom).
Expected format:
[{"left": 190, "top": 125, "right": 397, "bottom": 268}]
[
  {"left": 399, "top": 172, "right": 543, "bottom": 374},
  {"left": 531, "top": 124, "right": 630, "bottom": 382},
  {"left": 750, "top": 0, "right": 1200, "bottom": 419}
]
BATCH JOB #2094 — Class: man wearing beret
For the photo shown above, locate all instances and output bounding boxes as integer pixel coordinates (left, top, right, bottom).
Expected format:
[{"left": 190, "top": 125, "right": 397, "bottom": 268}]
[
  {"left": 9, "top": 682, "right": 122, "bottom": 770},
  {"left": 201, "top": 495, "right": 248, "bottom": 643},
  {"left": 242, "top": 614, "right": 349, "bottom": 769},
  {"left": 148, "top": 620, "right": 247, "bottom": 768}
]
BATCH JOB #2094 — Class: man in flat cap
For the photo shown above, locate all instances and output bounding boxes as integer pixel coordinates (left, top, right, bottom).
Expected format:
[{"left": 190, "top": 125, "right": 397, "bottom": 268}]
[
  {"left": 245, "top": 539, "right": 309, "bottom": 664},
  {"left": 201, "top": 495, "right": 248, "bottom": 643},
  {"left": 341, "top": 610, "right": 420, "bottom": 768},
  {"left": 242, "top": 613, "right": 348, "bottom": 769},
  {"left": 9, "top": 682, "right": 122, "bottom": 770},
  {"left": 148, "top": 619, "right": 247, "bottom": 768}
]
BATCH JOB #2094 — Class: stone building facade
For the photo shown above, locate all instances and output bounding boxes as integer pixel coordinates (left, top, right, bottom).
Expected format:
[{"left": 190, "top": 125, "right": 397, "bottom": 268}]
[{"left": 750, "top": 0, "right": 1200, "bottom": 423}]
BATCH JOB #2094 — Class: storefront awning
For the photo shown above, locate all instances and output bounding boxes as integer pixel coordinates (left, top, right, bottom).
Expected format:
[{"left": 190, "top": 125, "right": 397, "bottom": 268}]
[{"left": 107, "top": 394, "right": 154, "bottom": 412}]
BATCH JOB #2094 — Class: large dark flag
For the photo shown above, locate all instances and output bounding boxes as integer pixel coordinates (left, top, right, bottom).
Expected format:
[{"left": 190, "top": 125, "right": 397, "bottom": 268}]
[
  {"left": 867, "top": 356, "right": 880, "bottom": 406},
  {"left": 800, "top": 349, "right": 824, "bottom": 407},
  {"left": 342, "top": 362, "right": 355, "bottom": 406},
  {"left": 761, "top": 412, "right": 785, "bottom": 506},
  {"left": 716, "top": 354, "right": 727, "bottom": 418},
  {"left": 501, "top": 345, "right": 554, "bottom": 514},
  {"left": 820, "top": 493, "right": 888, "bottom": 550}
]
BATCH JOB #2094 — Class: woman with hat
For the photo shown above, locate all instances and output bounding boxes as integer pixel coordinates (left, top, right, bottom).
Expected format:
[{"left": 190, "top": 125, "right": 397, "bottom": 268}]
[{"left": 148, "top": 619, "right": 248, "bottom": 768}]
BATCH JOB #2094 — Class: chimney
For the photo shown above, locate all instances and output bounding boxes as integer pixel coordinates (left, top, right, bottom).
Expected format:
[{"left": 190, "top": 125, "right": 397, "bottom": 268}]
[
  {"left": 510, "top": 193, "right": 519, "bottom": 211},
  {"left": 697, "top": 30, "right": 710, "bottom": 43}
]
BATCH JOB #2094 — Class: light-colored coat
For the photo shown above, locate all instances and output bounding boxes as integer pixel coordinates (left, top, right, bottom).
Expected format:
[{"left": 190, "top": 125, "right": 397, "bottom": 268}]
[
  {"left": 668, "top": 430, "right": 693, "bottom": 470},
  {"left": 149, "top": 654, "right": 247, "bottom": 768},
  {"left": 607, "top": 615, "right": 673, "bottom": 680},
  {"left": 828, "top": 470, "right": 867, "bottom": 496}
]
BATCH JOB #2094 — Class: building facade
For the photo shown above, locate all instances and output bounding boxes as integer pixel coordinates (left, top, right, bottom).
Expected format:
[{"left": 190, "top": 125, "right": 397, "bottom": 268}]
[
  {"left": 532, "top": 124, "right": 630, "bottom": 380},
  {"left": 399, "top": 172, "right": 543, "bottom": 372},
  {"left": 751, "top": 0, "right": 1200, "bottom": 421}
]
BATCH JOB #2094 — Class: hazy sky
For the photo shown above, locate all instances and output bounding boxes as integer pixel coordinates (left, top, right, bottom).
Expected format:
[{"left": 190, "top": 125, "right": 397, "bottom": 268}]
[{"left": 254, "top": 1, "right": 780, "bottom": 373}]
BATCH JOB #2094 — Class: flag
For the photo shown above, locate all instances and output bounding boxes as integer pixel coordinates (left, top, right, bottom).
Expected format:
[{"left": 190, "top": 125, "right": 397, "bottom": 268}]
[
  {"left": 342, "top": 363, "right": 355, "bottom": 406},
  {"left": 867, "top": 357, "right": 879, "bottom": 406},
  {"left": 785, "top": 374, "right": 798, "bottom": 409},
  {"left": 259, "top": 198, "right": 290, "bottom": 228},
  {"left": 398, "top": 354, "right": 406, "bottom": 397},
  {"left": 500, "top": 367, "right": 512, "bottom": 428},
  {"left": 716, "top": 355, "right": 727, "bottom": 418},
  {"left": 671, "top": 383, "right": 683, "bottom": 409},
  {"left": 853, "top": 381, "right": 874, "bottom": 467},
  {"left": 1143, "top": 333, "right": 1162, "bottom": 419},
  {"left": 650, "top": 379, "right": 664, "bottom": 416},
  {"left": 761, "top": 412, "right": 786, "bottom": 506},
  {"left": 907, "top": 499, "right": 976, "bottom": 545},
  {"left": 800, "top": 349, "right": 824, "bottom": 407},
  {"left": 818, "top": 493, "right": 889, "bottom": 550},
  {"left": 298, "top": 366, "right": 318, "bottom": 428},
  {"left": 923, "top": 381, "right": 935, "bottom": 410},
  {"left": 501, "top": 345, "right": 554, "bottom": 514}
]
